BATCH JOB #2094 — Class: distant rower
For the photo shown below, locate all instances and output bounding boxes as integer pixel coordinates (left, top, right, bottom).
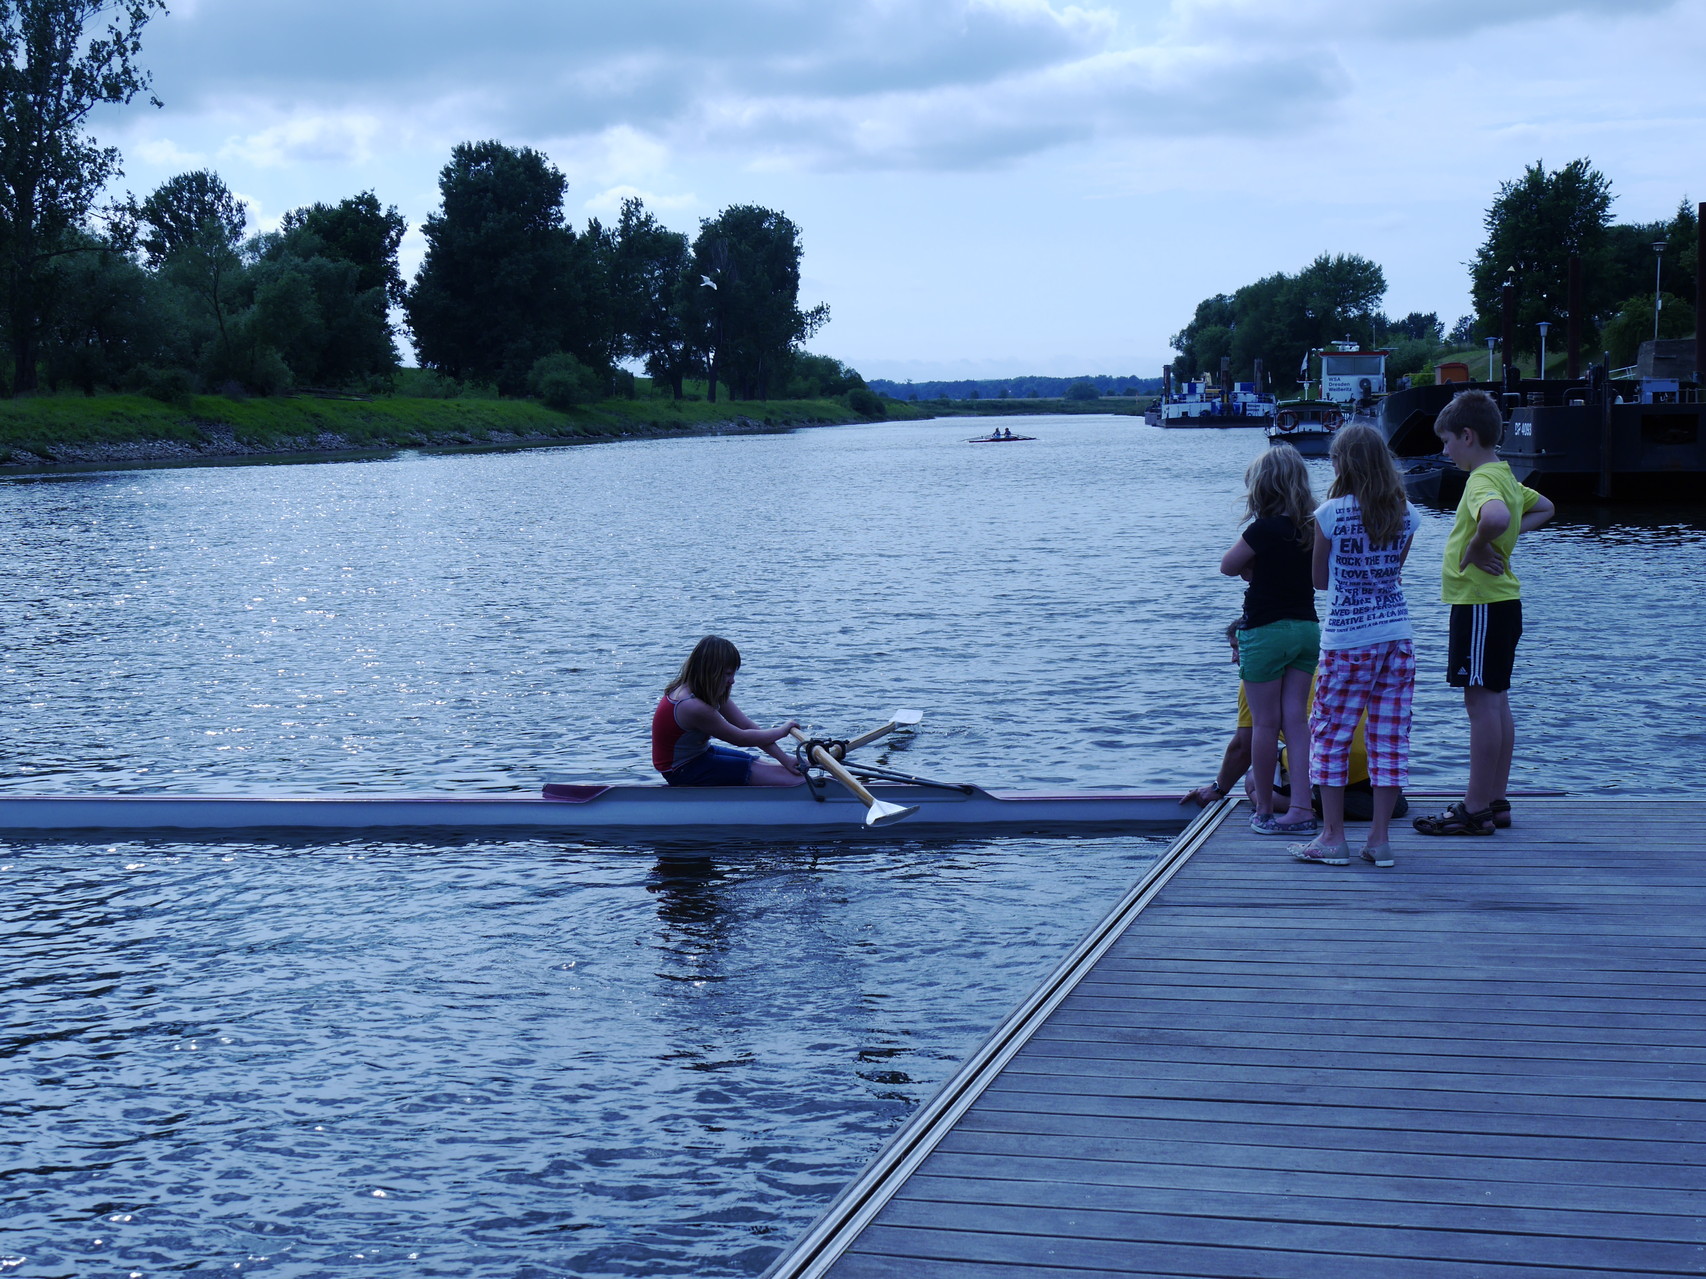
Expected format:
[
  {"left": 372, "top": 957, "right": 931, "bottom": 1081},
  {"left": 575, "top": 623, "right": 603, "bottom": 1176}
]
[{"left": 652, "top": 636, "right": 805, "bottom": 786}]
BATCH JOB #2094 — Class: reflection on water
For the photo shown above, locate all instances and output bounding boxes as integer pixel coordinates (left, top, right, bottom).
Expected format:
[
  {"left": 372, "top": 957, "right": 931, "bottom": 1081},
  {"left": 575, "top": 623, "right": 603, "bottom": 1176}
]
[{"left": 2, "top": 416, "right": 1703, "bottom": 1276}]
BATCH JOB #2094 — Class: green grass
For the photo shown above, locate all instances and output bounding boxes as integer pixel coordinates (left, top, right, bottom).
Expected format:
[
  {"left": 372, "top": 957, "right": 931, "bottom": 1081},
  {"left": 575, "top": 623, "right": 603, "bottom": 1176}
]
[{"left": 0, "top": 389, "right": 889, "bottom": 465}]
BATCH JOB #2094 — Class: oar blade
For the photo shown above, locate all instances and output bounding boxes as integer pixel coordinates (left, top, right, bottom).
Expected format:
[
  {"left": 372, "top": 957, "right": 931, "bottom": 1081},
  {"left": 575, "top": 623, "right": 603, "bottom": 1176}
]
[
  {"left": 864, "top": 799, "right": 920, "bottom": 827},
  {"left": 890, "top": 708, "right": 923, "bottom": 728}
]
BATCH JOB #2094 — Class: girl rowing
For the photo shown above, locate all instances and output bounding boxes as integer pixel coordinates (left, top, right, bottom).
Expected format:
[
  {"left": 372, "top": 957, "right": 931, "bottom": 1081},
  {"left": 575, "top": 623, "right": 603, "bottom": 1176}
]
[{"left": 652, "top": 635, "right": 806, "bottom": 786}]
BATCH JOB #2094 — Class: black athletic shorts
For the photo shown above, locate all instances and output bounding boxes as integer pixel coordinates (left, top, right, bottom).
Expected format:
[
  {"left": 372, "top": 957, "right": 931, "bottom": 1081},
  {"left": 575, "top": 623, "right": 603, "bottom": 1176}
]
[{"left": 1447, "top": 600, "right": 1523, "bottom": 693}]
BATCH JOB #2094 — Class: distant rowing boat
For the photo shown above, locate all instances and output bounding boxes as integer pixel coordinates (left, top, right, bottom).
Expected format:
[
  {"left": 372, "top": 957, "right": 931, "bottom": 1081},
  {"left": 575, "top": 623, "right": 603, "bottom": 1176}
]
[
  {"left": 967, "top": 434, "right": 1036, "bottom": 443},
  {"left": 0, "top": 783, "right": 1188, "bottom": 839}
]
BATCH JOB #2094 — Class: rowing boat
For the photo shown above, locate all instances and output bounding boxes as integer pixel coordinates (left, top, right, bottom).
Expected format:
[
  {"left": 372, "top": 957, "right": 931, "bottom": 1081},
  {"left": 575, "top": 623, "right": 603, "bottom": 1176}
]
[{"left": 0, "top": 782, "right": 1188, "bottom": 838}]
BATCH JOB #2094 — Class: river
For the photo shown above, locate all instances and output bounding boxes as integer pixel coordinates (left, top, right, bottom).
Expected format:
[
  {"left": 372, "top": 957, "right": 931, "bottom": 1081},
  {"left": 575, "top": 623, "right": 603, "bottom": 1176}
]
[{"left": 2, "top": 414, "right": 1702, "bottom": 1277}]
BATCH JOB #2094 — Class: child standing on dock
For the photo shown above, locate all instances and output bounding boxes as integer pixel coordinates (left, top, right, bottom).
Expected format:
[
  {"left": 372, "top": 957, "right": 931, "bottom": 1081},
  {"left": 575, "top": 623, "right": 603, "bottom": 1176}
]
[
  {"left": 1219, "top": 446, "right": 1319, "bottom": 836},
  {"left": 1291, "top": 425, "right": 1419, "bottom": 867},
  {"left": 1413, "top": 391, "right": 1555, "bottom": 836}
]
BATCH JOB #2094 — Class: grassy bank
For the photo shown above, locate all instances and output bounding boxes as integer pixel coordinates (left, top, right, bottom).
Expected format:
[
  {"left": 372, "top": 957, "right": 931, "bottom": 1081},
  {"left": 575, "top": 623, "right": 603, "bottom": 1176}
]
[{"left": 0, "top": 389, "right": 912, "bottom": 468}]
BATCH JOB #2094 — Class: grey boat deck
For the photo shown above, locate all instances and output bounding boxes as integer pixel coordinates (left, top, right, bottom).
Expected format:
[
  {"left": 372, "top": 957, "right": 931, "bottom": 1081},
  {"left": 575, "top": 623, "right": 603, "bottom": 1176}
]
[{"left": 769, "top": 796, "right": 1706, "bottom": 1278}]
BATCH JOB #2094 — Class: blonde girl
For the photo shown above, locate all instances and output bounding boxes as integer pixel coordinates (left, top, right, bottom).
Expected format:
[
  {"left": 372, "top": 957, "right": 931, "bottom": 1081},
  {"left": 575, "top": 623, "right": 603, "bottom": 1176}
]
[
  {"left": 1219, "top": 445, "right": 1319, "bottom": 836},
  {"left": 1292, "top": 425, "right": 1420, "bottom": 866}
]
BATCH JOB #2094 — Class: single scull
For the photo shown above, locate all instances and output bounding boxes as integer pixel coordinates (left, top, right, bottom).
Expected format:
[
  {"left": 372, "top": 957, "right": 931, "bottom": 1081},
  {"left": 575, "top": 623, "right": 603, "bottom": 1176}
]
[{"left": 0, "top": 783, "right": 1188, "bottom": 838}]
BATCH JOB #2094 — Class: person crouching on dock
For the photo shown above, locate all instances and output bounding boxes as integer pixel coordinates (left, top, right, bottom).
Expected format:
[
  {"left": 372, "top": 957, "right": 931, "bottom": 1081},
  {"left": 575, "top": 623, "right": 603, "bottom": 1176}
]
[{"left": 653, "top": 636, "right": 805, "bottom": 786}]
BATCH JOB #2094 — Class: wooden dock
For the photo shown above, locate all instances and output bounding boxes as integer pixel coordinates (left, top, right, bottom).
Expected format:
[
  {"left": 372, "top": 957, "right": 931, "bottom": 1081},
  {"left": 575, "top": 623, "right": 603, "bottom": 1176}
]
[{"left": 767, "top": 797, "right": 1706, "bottom": 1278}]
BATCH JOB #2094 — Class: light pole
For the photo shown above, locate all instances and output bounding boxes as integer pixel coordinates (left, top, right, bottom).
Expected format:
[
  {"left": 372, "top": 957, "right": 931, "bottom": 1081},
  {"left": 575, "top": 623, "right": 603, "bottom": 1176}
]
[
  {"left": 1486, "top": 335, "right": 1498, "bottom": 381},
  {"left": 1652, "top": 240, "right": 1668, "bottom": 344},
  {"left": 1537, "top": 321, "right": 1550, "bottom": 380}
]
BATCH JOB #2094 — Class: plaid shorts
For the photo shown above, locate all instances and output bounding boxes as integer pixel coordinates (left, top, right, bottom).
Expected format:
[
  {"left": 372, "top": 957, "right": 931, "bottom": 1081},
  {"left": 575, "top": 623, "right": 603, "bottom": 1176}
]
[{"left": 1309, "top": 639, "right": 1416, "bottom": 789}]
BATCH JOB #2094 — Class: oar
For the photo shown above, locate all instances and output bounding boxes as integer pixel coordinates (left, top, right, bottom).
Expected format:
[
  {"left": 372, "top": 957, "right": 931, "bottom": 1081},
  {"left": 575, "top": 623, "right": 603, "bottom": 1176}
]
[
  {"left": 788, "top": 727, "right": 920, "bottom": 827},
  {"left": 843, "top": 708, "right": 924, "bottom": 754}
]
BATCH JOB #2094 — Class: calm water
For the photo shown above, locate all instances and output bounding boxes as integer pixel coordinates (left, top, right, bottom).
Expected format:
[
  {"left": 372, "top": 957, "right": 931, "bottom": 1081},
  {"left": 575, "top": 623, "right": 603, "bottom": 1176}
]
[{"left": 3, "top": 417, "right": 1703, "bottom": 1276}]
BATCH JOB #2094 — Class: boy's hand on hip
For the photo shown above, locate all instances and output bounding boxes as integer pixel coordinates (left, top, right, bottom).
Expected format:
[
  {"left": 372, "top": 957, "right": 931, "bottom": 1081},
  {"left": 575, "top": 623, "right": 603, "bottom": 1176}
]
[{"left": 1461, "top": 541, "right": 1505, "bottom": 575}]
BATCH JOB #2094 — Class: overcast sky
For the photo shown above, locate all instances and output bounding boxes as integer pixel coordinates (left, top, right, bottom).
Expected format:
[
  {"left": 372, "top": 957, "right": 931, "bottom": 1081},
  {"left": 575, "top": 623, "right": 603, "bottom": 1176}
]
[{"left": 94, "top": 0, "right": 1705, "bottom": 380}]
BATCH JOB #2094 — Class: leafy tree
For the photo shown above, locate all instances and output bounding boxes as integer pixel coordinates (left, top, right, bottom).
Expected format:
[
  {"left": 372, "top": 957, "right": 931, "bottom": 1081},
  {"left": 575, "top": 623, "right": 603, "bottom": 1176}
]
[
  {"left": 134, "top": 170, "right": 247, "bottom": 370},
  {"left": 1601, "top": 293, "right": 1694, "bottom": 366},
  {"left": 1447, "top": 314, "right": 1476, "bottom": 346},
  {"left": 607, "top": 196, "right": 696, "bottom": 398},
  {"left": 249, "top": 211, "right": 400, "bottom": 387},
  {"left": 1387, "top": 311, "right": 1442, "bottom": 342},
  {"left": 1171, "top": 254, "right": 1386, "bottom": 391},
  {"left": 781, "top": 351, "right": 862, "bottom": 399},
  {"left": 279, "top": 191, "right": 407, "bottom": 307},
  {"left": 1064, "top": 380, "right": 1099, "bottom": 400},
  {"left": 1470, "top": 159, "right": 1613, "bottom": 348},
  {"left": 405, "top": 141, "right": 584, "bottom": 395},
  {"left": 0, "top": 0, "right": 166, "bottom": 392},
  {"left": 41, "top": 228, "right": 184, "bottom": 393},
  {"left": 687, "top": 205, "right": 827, "bottom": 402}
]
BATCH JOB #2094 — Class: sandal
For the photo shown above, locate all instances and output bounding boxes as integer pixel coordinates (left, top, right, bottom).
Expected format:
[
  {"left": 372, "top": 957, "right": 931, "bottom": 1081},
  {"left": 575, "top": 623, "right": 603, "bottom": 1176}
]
[
  {"left": 1412, "top": 801, "right": 1495, "bottom": 837},
  {"left": 1290, "top": 840, "right": 1350, "bottom": 865},
  {"left": 1489, "top": 798, "right": 1511, "bottom": 829}
]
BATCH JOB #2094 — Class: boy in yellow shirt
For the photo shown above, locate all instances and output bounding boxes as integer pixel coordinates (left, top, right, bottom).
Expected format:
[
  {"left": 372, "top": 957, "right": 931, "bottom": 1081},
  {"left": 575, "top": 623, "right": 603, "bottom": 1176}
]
[{"left": 1414, "top": 391, "right": 1554, "bottom": 836}]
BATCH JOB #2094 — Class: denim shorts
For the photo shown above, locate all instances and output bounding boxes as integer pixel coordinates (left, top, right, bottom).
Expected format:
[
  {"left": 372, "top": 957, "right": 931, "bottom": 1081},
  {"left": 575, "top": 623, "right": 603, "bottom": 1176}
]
[
  {"left": 663, "top": 743, "right": 756, "bottom": 786},
  {"left": 1238, "top": 618, "right": 1320, "bottom": 684}
]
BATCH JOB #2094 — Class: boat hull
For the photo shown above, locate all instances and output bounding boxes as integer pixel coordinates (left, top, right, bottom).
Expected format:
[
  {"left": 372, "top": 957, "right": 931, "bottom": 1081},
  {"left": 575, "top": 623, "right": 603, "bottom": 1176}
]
[{"left": 0, "top": 784, "right": 1191, "bottom": 839}]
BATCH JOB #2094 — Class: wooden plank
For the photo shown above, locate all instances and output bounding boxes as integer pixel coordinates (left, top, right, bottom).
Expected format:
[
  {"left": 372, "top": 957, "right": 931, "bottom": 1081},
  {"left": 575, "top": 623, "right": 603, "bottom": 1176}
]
[
  {"left": 871, "top": 1199, "right": 1706, "bottom": 1274},
  {"left": 842, "top": 1223, "right": 1674, "bottom": 1279},
  {"left": 973, "top": 1086, "right": 1703, "bottom": 1143},
  {"left": 919, "top": 1149, "right": 1706, "bottom": 1218},
  {"left": 896, "top": 1173, "right": 1706, "bottom": 1247},
  {"left": 981, "top": 1071, "right": 1706, "bottom": 1123}
]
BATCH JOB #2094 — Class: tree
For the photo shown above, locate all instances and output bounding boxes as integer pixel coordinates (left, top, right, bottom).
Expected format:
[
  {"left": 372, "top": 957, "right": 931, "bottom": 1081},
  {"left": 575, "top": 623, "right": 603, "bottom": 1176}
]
[
  {"left": 687, "top": 205, "right": 827, "bottom": 402},
  {"left": 405, "top": 140, "right": 583, "bottom": 395},
  {"left": 1170, "top": 254, "right": 1386, "bottom": 391},
  {"left": 0, "top": 0, "right": 166, "bottom": 392},
  {"left": 607, "top": 196, "right": 696, "bottom": 398},
  {"left": 1469, "top": 159, "right": 1613, "bottom": 349},
  {"left": 1064, "top": 380, "right": 1099, "bottom": 400},
  {"left": 1600, "top": 293, "right": 1694, "bottom": 366},
  {"left": 280, "top": 191, "right": 407, "bottom": 307},
  {"left": 134, "top": 170, "right": 247, "bottom": 369},
  {"left": 41, "top": 227, "right": 183, "bottom": 393}
]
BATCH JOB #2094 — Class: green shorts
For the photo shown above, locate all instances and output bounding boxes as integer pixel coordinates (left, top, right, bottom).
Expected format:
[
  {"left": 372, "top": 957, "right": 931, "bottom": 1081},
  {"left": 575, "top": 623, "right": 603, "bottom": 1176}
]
[{"left": 1238, "top": 618, "right": 1320, "bottom": 684}]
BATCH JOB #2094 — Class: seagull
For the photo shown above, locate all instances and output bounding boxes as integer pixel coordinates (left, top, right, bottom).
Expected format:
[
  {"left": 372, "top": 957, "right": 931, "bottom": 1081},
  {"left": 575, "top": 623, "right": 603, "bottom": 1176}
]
[{"left": 700, "top": 275, "right": 717, "bottom": 290}]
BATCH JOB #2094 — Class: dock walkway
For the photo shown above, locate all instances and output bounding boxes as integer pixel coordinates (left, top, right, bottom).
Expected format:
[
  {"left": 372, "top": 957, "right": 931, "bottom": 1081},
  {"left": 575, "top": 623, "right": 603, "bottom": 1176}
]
[{"left": 768, "top": 797, "right": 1706, "bottom": 1278}]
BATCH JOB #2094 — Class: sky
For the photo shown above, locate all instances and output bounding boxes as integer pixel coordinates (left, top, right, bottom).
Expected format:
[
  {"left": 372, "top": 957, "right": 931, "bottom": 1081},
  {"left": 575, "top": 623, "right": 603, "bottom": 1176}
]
[{"left": 91, "top": 0, "right": 1706, "bottom": 380}]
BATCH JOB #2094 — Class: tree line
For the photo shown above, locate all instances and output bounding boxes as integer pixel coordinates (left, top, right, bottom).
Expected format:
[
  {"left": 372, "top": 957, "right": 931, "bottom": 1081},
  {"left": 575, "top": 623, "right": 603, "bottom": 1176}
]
[
  {"left": 0, "top": 2, "right": 850, "bottom": 407},
  {"left": 1172, "top": 160, "right": 1699, "bottom": 387}
]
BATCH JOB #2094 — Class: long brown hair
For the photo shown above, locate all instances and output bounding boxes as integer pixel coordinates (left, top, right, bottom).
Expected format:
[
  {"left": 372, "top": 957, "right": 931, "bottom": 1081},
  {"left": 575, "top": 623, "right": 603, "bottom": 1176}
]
[
  {"left": 1242, "top": 445, "right": 1315, "bottom": 544},
  {"left": 668, "top": 635, "right": 740, "bottom": 705},
  {"left": 1328, "top": 424, "right": 1406, "bottom": 546}
]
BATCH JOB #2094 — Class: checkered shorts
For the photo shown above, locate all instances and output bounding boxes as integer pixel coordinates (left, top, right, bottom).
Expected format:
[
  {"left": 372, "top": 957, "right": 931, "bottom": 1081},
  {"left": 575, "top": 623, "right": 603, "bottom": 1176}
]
[{"left": 1309, "top": 639, "right": 1416, "bottom": 788}]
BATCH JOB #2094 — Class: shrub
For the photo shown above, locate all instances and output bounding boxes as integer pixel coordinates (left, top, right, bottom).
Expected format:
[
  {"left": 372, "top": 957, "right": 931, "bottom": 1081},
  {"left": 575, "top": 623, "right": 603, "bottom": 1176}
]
[
  {"left": 528, "top": 352, "right": 604, "bottom": 410},
  {"left": 125, "top": 364, "right": 197, "bottom": 409},
  {"left": 846, "top": 386, "right": 885, "bottom": 418}
]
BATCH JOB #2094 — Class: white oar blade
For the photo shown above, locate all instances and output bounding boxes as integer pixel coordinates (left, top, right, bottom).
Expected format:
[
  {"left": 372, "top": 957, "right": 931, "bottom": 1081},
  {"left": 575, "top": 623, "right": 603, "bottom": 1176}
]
[
  {"left": 890, "top": 708, "right": 923, "bottom": 728},
  {"left": 864, "top": 800, "right": 921, "bottom": 827}
]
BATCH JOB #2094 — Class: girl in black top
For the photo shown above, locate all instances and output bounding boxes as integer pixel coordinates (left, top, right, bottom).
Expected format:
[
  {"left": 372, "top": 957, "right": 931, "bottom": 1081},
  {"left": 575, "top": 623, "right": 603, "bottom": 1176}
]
[{"left": 1219, "top": 445, "right": 1321, "bottom": 836}]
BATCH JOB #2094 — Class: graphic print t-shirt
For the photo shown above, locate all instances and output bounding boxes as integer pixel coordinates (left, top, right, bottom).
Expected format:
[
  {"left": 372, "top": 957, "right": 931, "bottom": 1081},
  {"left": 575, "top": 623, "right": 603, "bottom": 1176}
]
[
  {"left": 1315, "top": 495, "right": 1420, "bottom": 650},
  {"left": 1240, "top": 516, "right": 1317, "bottom": 628}
]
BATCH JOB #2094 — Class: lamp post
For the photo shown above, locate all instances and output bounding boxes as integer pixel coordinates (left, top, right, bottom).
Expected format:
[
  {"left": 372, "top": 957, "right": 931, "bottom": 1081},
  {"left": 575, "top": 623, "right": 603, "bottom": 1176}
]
[
  {"left": 1537, "top": 321, "right": 1550, "bottom": 380},
  {"left": 1486, "top": 335, "right": 1498, "bottom": 381},
  {"left": 1652, "top": 240, "right": 1668, "bottom": 344}
]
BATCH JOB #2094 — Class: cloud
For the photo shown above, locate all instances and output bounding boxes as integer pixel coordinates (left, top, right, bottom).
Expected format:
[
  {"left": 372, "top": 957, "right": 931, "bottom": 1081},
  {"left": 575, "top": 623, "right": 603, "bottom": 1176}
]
[
  {"left": 133, "top": 0, "right": 1319, "bottom": 173},
  {"left": 1167, "top": 0, "right": 1679, "bottom": 42},
  {"left": 220, "top": 112, "right": 385, "bottom": 168},
  {"left": 132, "top": 137, "right": 206, "bottom": 169}
]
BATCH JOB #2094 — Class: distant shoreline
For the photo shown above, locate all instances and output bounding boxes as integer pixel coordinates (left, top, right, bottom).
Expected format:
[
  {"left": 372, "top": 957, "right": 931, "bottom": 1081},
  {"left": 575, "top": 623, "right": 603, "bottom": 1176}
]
[{"left": 0, "top": 394, "right": 879, "bottom": 474}]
